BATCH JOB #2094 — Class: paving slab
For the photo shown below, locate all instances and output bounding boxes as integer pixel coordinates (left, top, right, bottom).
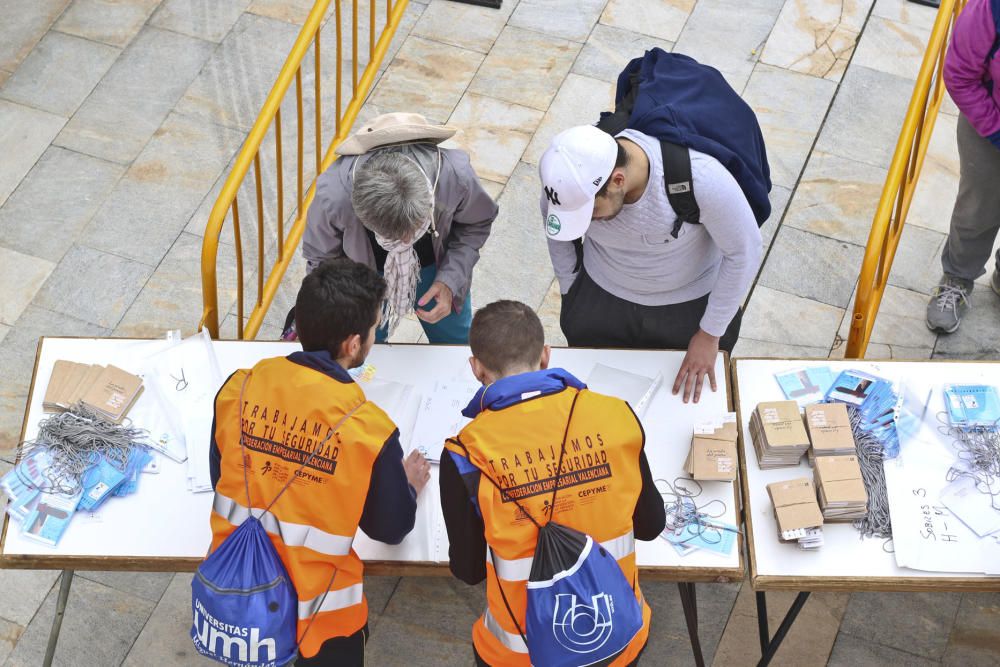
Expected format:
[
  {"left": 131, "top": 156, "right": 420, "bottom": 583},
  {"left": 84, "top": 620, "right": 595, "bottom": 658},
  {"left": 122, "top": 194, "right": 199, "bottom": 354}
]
[
  {"left": 55, "top": 26, "right": 216, "bottom": 165},
  {"left": 82, "top": 111, "right": 245, "bottom": 267},
  {"left": 908, "top": 112, "right": 960, "bottom": 236},
  {"left": 509, "top": 0, "right": 606, "bottom": 43},
  {"left": 247, "top": 0, "right": 331, "bottom": 24},
  {"left": 599, "top": 0, "right": 695, "bottom": 43},
  {"left": 828, "top": 631, "right": 940, "bottom": 667},
  {"left": 740, "top": 286, "right": 845, "bottom": 350},
  {"left": 121, "top": 573, "right": 217, "bottom": 666},
  {"left": 0, "top": 0, "right": 71, "bottom": 72},
  {"left": 814, "top": 65, "right": 916, "bottom": 170},
  {"left": 78, "top": 571, "right": 175, "bottom": 603},
  {"left": 672, "top": 0, "right": 785, "bottom": 93},
  {"left": 412, "top": 0, "right": 516, "bottom": 54},
  {"left": 0, "top": 569, "right": 60, "bottom": 626},
  {"left": 783, "top": 151, "right": 888, "bottom": 247},
  {"left": 368, "top": 35, "right": 483, "bottom": 125},
  {"left": 639, "top": 580, "right": 739, "bottom": 666},
  {"left": 714, "top": 585, "right": 849, "bottom": 667},
  {"left": 851, "top": 14, "right": 931, "bottom": 82},
  {"left": 943, "top": 592, "right": 1000, "bottom": 666},
  {"left": 471, "top": 161, "right": 554, "bottom": 311},
  {"left": 521, "top": 73, "right": 614, "bottom": 166},
  {"left": 54, "top": 0, "right": 160, "bottom": 48},
  {"left": 365, "top": 614, "right": 476, "bottom": 666},
  {"left": 761, "top": 184, "right": 793, "bottom": 253},
  {"left": 33, "top": 244, "right": 154, "bottom": 329},
  {"left": 0, "top": 146, "right": 125, "bottom": 263},
  {"left": 887, "top": 222, "right": 947, "bottom": 295},
  {"left": 732, "top": 337, "right": 832, "bottom": 359},
  {"left": 117, "top": 232, "right": 239, "bottom": 338},
  {"left": 447, "top": 92, "right": 543, "bottom": 184},
  {"left": 0, "top": 616, "right": 22, "bottom": 665},
  {"left": 0, "top": 324, "right": 10, "bottom": 348},
  {"left": 760, "top": 0, "right": 873, "bottom": 82},
  {"left": 468, "top": 25, "right": 579, "bottom": 112},
  {"left": 0, "top": 100, "right": 66, "bottom": 209},
  {"left": 742, "top": 64, "right": 837, "bottom": 189},
  {"left": 537, "top": 279, "right": 567, "bottom": 348},
  {"left": 573, "top": 23, "right": 674, "bottom": 84},
  {"left": 872, "top": 0, "right": 939, "bottom": 30},
  {"left": 758, "top": 226, "right": 864, "bottom": 309},
  {"left": 149, "top": 0, "right": 253, "bottom": 43},
  {"left": 0, "top": 31, "right": 119, "bottom": 118},
  {"left": 173, "top": 13, "right": 300, "bottom": 133},
  {"left": 835, "top": 284, "right": 938, "bottom": 354},
  {"left": 0, "top": 248, "right": 56, "bottom": 327},
  {"left": 4, "top": 573, "right": 155, "bottom": 667},
  {"left": 839, "top": 591, "right": 961, "bottom": 660}
]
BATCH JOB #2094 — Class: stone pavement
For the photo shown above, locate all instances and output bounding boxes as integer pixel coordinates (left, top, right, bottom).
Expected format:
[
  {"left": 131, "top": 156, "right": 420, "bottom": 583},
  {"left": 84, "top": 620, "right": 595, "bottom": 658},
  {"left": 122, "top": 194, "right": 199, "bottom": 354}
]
[{"left": 1, "top": 0, "right": 999, "bottom": 665}]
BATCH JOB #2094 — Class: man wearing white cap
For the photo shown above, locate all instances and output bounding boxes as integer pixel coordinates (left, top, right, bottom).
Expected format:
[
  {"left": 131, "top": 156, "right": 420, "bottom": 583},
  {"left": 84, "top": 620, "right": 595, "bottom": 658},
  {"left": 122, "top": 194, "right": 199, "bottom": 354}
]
[
  {"left": 540, "top": 125, "right": 762, "bottom": 403},
  {"left": 295, "top": 112, "right": 498, "bottom": 344}
]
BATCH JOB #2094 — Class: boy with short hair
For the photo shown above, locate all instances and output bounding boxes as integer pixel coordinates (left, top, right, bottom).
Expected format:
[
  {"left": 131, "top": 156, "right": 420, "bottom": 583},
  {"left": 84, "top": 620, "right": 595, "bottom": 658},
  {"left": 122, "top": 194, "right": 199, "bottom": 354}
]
[
  {"left": 440, "top": 300, "right": 666, "bottom": 666},
  {"left": 209, "top": 258, "right": 430, "bottom": 666}
]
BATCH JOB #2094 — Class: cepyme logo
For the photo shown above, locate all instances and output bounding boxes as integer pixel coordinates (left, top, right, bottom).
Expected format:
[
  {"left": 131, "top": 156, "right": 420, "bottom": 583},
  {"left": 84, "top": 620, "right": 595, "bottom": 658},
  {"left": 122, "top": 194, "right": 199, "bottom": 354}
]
[
  {"left": 552, "top": 593, "right": 615, "bottom": 654},
  {"left": 194, "top": 609, "right": 277, "bottom": 664}
]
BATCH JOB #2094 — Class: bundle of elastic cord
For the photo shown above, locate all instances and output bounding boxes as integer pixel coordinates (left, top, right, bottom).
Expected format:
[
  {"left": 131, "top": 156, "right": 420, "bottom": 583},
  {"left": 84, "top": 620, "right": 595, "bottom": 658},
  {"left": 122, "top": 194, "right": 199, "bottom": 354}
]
[
  {"left": 939, "top": 416, "right": 1000, "bottom": 511},
  {"left": 656, "top": 477, "right": 734, "bottom": 546},
  {"left": 21, "top": 404, "right": 147, "bottom": 496},
  {"left": 848, "top": 406, "right": 893, "bottom": 539}
]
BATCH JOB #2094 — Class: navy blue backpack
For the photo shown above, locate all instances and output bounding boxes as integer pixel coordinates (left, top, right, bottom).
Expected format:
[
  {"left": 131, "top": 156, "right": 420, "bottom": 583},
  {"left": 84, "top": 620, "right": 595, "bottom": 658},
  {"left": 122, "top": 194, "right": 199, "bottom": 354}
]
[
  {"left": 191, "top": 373, "right": 363, "bottom": 666},
  {"left": 468, "top": 392, "right": 644, "bottom": 667}
]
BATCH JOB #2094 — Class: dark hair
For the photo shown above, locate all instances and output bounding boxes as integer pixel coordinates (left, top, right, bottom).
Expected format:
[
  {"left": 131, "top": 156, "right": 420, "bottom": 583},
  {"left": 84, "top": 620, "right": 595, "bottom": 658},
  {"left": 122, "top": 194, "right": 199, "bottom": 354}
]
[
  {"left": 470, "top": 300, "right": 545, "bottom": 375},
  {"left": 595, "top": 140, "right": 629, "bottom": 198},
  {"left": 294, "top": 258, "right": 387, "bottom": 356}
]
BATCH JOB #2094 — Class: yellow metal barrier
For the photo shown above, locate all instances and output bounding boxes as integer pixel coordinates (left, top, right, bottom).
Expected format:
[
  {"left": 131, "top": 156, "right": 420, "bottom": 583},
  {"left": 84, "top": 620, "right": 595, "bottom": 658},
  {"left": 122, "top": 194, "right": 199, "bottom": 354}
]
[
  {"left": 845, "top": 0, "right": 965, "bottom": 358},
  {"left": 200, "top": 0, "right": 410, "bottom": 339}
]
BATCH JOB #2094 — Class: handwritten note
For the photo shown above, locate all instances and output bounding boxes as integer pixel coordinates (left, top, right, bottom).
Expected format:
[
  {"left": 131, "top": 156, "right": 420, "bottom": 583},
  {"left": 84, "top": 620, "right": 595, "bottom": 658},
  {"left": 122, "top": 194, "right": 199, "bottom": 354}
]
[{"left": 408, "top": 381, "right": 479, "bottom": 462}]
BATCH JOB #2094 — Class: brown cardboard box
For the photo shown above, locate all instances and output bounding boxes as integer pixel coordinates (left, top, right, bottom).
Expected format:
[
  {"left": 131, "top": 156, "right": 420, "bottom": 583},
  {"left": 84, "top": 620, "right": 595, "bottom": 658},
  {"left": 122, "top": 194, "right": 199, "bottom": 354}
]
[
  {"left": 805, "top": 403, "right": 855, "bottom": 454},
  {"left": 767, "top": 478, "right": 823, "bottom": 534}
]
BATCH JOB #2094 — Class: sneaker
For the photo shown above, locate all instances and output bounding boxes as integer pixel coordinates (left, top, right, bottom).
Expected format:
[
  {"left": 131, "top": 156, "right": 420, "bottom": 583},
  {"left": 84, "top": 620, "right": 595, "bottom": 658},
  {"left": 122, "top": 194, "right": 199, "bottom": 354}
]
[
  {"left": 926, "top": 275, "right": 972, "bottom": 334},
  {"left": 992, "top": 269, "right": 1000, "bottom": 297}
]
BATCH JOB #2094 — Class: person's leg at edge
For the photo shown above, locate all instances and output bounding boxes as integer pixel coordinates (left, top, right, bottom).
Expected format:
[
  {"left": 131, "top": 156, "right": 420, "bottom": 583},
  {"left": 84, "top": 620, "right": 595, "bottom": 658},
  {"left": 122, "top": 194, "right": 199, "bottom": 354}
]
[
  {"left": 928, "top": 115, "right": 1000, "bottom": 332},
  {"left": 295, "top": 625, "right": 368, "bottom": 667}
]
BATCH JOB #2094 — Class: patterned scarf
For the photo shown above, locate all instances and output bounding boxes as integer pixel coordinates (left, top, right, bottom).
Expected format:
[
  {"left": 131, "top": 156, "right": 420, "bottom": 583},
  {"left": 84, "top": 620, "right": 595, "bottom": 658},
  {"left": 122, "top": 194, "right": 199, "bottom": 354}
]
[{"left": 374, "top": 214, "right": 433, "bottom": 335}]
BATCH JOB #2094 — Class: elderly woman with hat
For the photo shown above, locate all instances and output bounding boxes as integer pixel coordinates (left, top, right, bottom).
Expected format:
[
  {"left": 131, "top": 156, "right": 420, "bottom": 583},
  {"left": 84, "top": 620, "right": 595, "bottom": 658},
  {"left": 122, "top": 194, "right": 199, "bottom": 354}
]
[{"left": 292, "top": 112, "right": 498, "bottom": 344}]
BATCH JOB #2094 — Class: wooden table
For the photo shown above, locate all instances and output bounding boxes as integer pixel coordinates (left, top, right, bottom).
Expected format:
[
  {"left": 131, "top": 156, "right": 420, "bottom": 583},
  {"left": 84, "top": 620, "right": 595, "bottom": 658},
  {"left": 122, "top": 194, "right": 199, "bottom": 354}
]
[
  {"left": 3, "top": 338, "right": 743, "bottom": 666},
  {"left": 733, "top": 358, "right": 1000, "bottom": 666}
]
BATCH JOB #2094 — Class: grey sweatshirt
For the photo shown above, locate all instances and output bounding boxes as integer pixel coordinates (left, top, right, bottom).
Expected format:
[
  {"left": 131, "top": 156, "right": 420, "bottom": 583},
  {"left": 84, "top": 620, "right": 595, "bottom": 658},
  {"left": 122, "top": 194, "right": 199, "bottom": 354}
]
[
  {"left": 302, "top": 144, "right": 498, "bottom": 311},
  {"left": 544, "top": 129, "right": 762, "bottom": 337}
]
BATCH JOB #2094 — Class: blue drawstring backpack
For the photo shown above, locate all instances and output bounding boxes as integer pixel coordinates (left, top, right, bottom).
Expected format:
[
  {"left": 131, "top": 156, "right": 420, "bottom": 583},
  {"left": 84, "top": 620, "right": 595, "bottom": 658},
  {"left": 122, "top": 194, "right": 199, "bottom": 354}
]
[
  {"left": 192, "top": 373, "right": 363, "bottom": 666},
  {"left": 467, "top": 392, "right": 643, "bottom": 666}
]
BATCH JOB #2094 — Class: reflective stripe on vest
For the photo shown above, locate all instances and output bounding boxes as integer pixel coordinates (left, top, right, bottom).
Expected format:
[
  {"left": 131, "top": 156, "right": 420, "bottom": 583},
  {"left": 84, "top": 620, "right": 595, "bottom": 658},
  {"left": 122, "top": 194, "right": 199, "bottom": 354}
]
[
  {"left": 483, "top": 608, "right": 528, "bottom": 654},
  {"left": 487, "top": 530, "right": 635, "bottom": 582},
  {"left": 297, "top": 583, "right": 364, "bottom": 619},
  {"left": 213, "top": 492, "right": 355, "bottom": 557}
]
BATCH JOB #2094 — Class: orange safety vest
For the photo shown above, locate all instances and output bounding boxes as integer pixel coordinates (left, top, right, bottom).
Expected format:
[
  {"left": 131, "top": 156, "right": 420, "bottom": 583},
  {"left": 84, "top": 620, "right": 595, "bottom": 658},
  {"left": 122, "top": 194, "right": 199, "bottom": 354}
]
[
  {"left": 445, "top": 387, "right": 651, "bottom": 667},
  {"left": 209, "top": 356, "right": 396, "bottom": 658}
]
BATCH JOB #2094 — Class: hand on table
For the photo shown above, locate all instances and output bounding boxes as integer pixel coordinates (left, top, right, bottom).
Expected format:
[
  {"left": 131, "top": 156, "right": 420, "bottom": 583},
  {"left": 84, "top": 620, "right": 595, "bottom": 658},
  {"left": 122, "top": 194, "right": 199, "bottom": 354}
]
[
  {"left": 672, "top": 329, "right": 720, "bottom": 404},
  {"left": 415, "top": 281, "right": 453, "bottom": 323},
  {"left": 404, "top": 449, "right": 431, "bottom": 494}
]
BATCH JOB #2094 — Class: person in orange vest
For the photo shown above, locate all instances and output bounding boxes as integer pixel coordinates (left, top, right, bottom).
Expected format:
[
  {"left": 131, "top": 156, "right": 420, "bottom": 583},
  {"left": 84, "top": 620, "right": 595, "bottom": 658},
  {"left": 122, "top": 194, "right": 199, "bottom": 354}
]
[
  {"left": 440, "top": 300, "right": 666, "bottom": 666},
  {"left": 209, "top": 258, "right": 431, "bottom": 666}
]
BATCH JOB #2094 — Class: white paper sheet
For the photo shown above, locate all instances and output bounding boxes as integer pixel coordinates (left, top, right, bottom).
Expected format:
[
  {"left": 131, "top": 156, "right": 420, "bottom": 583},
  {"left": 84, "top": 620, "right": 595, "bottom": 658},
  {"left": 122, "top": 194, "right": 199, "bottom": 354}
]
[
  {"left": 586, "top": 363, "right": 662, "bottom": 416},
  {"left": 409, "top": 380, "right": 479, "bottom": 462}
]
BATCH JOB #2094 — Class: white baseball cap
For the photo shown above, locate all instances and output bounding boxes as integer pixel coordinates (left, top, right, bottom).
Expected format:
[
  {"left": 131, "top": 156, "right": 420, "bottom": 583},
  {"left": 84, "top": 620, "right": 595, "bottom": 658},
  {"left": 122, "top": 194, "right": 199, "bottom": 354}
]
[{"left": 538, "top": 125, "right": 619, "bottom": 241}]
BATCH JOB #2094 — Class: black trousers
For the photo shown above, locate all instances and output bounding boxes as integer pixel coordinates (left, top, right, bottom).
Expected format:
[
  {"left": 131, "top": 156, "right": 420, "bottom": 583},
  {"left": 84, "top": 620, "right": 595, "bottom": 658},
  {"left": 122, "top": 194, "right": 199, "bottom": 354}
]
[
  {"left": 295, "top": 625, "right": 368, "bottom": 666},
  {"left": 560, "top": 269, "right": 742, "bottom": 353}
]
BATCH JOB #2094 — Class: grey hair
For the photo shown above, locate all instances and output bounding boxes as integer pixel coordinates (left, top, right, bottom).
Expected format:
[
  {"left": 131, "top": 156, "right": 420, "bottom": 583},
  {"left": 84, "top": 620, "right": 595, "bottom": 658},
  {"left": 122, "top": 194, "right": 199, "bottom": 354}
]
[{"left": 350, "top": 152, "right": 433, "bottom": 242}]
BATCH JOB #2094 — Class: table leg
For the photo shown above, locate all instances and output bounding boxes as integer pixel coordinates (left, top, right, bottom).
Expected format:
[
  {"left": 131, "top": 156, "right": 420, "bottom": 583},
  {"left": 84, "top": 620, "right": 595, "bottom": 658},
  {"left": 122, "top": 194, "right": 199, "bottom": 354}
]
[
  {"left": 755, "top": 591, "right": 810, "bottom": 667},
  {"left": 755, "top": 591, "right": 769, "bottom": 655},
  {"left": 677, "top": 582, "right": 705, "bottom": 667},
  {"left": 43, "top": 569, "right": 74, "bottom": 667}
]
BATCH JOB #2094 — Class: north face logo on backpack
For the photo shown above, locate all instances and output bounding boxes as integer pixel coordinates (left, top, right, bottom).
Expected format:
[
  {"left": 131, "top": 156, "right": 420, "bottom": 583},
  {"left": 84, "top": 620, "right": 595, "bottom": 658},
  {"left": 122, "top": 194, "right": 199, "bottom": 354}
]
[
  {"left": 552, "top": 593, "right": 615, "bottom": 654},
  {"left": 544, "top": 186, "right": 561, "bottom": 206}
]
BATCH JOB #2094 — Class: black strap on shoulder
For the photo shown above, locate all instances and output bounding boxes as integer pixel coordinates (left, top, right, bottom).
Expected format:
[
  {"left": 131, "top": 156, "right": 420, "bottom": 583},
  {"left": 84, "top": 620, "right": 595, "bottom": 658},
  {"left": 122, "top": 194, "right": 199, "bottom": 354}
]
[{"left": 660, "top": 139, "right": 699, "bottom": 238}]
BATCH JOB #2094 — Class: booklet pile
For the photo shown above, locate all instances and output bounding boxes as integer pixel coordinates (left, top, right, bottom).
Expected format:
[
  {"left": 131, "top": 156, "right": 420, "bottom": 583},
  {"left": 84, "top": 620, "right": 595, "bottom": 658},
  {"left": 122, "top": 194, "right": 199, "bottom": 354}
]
[
  {"left": 42, "top": 361, "right": 143, "bottom": 423},
  {"left": 767, "top": 477, "right": 824, "bottom": 549},
  {"left": 750, "top": 400, "right": 811, "bottom": 468}
]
